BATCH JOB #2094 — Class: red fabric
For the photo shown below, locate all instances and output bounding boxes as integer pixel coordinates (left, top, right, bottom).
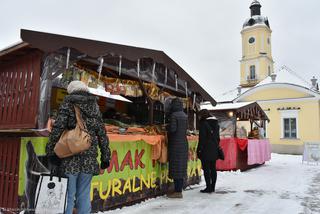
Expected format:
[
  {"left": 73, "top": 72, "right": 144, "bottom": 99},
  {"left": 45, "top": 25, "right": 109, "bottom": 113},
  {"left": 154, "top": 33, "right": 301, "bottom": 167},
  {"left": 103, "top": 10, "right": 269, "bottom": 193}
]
[
  {"left": 216, "top": 137, "right": 266, "bottom": 171},
  {"left": 236, "top": 138, "right": 248, "bottom": 151},
  {"left": 216, "top": 138, "right": 238, "bottom": 171}
]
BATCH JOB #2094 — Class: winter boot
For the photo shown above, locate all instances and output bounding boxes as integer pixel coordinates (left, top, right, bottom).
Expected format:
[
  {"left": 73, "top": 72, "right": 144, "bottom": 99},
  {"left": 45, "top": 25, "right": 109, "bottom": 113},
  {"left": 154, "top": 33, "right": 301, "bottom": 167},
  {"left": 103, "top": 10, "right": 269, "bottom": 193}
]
[
  {"left": 200, "top": 187, "right": 213, "bottom": 193},
  {"left": 167, "top": 191, "right": 183, "bottom": 198},
  {"left": 211, "top": 184, "right": 216, "bottom": 192}
]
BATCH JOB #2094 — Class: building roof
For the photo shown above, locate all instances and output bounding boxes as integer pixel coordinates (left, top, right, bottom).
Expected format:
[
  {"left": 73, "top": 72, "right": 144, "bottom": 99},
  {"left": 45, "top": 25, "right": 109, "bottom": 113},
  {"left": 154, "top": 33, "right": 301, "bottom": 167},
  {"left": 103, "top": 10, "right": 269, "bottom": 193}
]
[
  {"left": 0, "top": 29, "right": 216, "bottom": 105},
  {"left": 215, "top": 87, "right": 250, "bottom": 103},
  {"left": 202, "top": 101, "right": 255, "bottom": 111},
  {"left": 243, "top": 15, "right": 270, "bottom": 29},
  {"left": 201, "top": 101, "right": 269, "bottom": 121},
  {"left": 250, "top": 0, "right": 261, "bottom": 7},
  {"left": 220, "top": 65, "right": 320, "bottom": 103},
  {"left": 256, "top": 66, "right": 317, "bottom": 92}
]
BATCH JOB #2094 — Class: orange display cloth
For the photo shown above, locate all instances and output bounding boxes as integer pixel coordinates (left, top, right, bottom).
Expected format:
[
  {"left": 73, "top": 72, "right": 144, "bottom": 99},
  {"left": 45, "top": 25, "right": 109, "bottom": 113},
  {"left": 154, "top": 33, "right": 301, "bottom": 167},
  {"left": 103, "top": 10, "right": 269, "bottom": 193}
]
[
  {"left": 107, "top": 134, "right": 198, "bottom": 163},
  {"left": 108, "top": 133, "right": 166, "bottom": 161}
]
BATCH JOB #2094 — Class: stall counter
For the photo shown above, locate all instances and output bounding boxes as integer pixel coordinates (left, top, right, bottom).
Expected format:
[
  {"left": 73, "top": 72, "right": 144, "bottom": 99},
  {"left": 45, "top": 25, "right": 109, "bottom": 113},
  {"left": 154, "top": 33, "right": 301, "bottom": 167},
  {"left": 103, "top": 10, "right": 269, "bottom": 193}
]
[{"left": 217, "top": 138, "right": 271, "bottom": 171}]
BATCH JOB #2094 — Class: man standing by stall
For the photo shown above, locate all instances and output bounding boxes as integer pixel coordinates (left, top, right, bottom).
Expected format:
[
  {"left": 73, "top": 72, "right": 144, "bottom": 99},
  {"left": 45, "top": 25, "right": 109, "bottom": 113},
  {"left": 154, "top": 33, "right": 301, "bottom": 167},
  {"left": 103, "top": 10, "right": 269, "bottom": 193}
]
[{"left": 167, "top": 98, "right": 188, "bottom": 198}]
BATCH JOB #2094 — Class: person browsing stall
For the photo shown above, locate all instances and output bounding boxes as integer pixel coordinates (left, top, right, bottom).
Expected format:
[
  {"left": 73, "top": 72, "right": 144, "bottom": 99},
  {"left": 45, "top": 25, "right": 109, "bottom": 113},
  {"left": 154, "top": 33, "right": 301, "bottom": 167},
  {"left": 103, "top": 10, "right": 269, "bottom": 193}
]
[
  {"left": 46, "top": 80, "right": 110, "bottom": 214},
  {"left": 197, "top": 109, "right": 220, "bottom": 193},
  {"left": 166, "top": 98, "right": 188, "bottom": 198}
]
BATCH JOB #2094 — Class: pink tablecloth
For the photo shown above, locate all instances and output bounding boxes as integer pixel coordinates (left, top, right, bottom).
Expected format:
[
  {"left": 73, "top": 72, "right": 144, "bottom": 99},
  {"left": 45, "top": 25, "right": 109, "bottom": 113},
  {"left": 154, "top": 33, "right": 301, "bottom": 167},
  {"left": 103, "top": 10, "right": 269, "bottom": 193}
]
[{"left": 247, "top": 139, "right": 271, "bottom": 165}]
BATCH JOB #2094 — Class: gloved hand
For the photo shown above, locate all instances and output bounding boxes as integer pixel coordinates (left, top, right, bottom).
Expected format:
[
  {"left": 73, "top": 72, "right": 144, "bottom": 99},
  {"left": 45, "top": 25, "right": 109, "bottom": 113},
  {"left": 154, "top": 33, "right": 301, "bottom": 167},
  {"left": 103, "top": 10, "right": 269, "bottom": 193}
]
[
  {"left": 48, "top": 154, "right": 62, "bottom": 166},
  {"left": 100, "top": 160, "right": 110, "bottom": 169}
]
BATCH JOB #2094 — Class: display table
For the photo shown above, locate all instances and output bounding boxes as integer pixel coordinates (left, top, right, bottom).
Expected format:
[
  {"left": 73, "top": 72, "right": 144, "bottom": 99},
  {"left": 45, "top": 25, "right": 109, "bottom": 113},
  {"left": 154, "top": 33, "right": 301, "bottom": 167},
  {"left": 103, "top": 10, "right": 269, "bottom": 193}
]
[
  {"left": 247, "top": 139, "right": 271, "bottom": 165},
  {"left": 216, "top": 138, "right": 271, "bottom": 171}
]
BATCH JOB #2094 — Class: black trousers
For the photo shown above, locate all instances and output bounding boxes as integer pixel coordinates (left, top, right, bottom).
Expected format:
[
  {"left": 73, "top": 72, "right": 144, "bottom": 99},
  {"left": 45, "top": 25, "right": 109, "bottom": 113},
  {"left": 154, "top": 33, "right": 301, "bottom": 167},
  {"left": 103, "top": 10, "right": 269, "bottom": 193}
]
[
  {"left": 201, "top": 159, "right": 217, "bottom": 191},
  {"left": 174, "top": 178, "right": 184, "bottom": 192}
]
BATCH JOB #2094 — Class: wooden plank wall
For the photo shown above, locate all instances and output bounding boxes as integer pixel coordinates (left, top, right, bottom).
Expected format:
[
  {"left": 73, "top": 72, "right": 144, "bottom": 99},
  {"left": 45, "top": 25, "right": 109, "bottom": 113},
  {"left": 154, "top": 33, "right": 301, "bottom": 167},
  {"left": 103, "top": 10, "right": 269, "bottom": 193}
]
[
  {"left": 0, "top": 51, "right": 41, "bottom": 129},
  {"left": 0, "top": 137, "right": 20, "bottom": 209}
]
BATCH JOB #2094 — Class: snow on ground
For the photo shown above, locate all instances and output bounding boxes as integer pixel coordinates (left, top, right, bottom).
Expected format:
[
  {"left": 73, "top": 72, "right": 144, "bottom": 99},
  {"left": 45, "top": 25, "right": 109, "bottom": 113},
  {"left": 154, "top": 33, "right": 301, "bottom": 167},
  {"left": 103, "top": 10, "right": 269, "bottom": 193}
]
[{"left": 101, "top": 153, "right": 320, "bottom": 214}]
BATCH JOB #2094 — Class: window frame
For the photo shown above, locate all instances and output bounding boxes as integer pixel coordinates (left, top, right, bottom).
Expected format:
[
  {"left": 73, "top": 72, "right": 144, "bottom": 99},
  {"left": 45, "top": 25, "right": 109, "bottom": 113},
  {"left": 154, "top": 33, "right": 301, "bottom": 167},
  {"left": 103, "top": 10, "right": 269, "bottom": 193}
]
[
  {"left": 283, "top": 118, "right": 297, "bottom": 138},
  {"left": 280, "top": 110, "right": 299, "bottom": 139},
  {"left": 249, "top": 65, "right": 256, "bottom": 80}
]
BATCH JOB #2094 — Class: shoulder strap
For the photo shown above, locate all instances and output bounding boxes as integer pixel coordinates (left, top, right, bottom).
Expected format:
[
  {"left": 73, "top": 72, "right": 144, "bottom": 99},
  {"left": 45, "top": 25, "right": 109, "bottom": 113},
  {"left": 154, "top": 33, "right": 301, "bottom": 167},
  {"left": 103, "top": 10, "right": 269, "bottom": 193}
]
[{"left": 74, "top": 106, "right": 86, "bottom": 130}]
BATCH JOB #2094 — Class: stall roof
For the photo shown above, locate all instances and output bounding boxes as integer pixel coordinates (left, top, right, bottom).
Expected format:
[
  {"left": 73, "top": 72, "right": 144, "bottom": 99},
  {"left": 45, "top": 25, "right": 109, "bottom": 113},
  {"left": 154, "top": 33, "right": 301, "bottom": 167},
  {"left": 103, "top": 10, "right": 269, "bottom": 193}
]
[
  {"left": 0, "top": 29, "right": 216, "bottom": 105},
  {"left": 202, "top": 101, "right": 269, "bottom": 121}
]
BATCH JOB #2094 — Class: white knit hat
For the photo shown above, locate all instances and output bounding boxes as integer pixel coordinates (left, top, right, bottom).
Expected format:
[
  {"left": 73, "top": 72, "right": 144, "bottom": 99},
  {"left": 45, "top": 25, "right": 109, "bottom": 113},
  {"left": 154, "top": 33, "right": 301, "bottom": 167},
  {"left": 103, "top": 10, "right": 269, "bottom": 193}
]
[{"left": 67, "top": 80, "right": 89, "bottom": 94}]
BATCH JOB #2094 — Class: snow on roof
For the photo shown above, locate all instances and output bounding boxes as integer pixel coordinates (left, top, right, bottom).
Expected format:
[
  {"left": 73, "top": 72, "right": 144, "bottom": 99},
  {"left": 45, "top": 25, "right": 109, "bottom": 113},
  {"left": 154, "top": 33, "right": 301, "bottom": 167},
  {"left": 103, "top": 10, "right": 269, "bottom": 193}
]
[
  {"left": 201, "top": 101, "right": 255, "bottom": 111},
  {"left": 215, "top": 87, "right": 251, "bottom": 103},
  {"left": 0, "top": 40, "right": 24, "bottom": 53},
  {"left": 256, "top": 66, "right": 314, "bottom": 90},
  {"left": 214, "top": 66, "right": 319, "bottom": 105}
]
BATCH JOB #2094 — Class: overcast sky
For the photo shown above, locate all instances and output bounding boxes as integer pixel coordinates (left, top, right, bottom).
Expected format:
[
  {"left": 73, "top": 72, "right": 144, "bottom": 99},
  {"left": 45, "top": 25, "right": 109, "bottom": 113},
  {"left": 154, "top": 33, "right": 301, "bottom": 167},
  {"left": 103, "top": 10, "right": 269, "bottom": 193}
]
[{"left": 1, "top": 0, "right": 320, "bottom": 98}]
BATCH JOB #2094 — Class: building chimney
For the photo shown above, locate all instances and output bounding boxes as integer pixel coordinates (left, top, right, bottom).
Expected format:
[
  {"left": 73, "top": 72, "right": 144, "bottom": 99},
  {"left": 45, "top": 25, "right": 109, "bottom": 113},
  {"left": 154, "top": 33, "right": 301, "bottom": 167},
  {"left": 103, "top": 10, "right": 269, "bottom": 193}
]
[
  {"left": 270, "top": 73, "right": 277, "bottom": 82},
  {"left": 311, "top": 76, "right": 319, "bottom": 91},
  {"left": 237, "top": 86, "right": 242, "bottom": 96}
]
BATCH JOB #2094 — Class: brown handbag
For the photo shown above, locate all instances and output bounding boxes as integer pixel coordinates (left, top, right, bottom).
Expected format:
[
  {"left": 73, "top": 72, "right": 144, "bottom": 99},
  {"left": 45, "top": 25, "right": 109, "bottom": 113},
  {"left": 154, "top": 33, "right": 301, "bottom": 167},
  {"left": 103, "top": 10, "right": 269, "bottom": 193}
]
[{"left": 54, "top": 106, "right": 91, "bottom": 158}]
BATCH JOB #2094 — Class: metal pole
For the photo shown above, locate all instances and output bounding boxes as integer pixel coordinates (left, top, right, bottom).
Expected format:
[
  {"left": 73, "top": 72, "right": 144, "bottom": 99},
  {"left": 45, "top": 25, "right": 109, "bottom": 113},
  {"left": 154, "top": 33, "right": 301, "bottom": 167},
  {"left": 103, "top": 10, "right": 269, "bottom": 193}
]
[
  {"left": 66, "top": 48, "right": 70, "bottom": 69},
  {"left": 98, "top": 57, "right": 104, "bottom": 81},
  {"left": 165, "top": 67, "right": 168, "bottom": 85},
  {"left": 175, "top": 74, "right": 178, "bottom": 91},
  {"left": 118, "top": 55, "right": 122, "bottom": 76},
  {"left": 152, "top": 62, "right": 156, "bottom": 82},
  {"left": 137, "top": 59, "right": 140, "bottom": 77}
]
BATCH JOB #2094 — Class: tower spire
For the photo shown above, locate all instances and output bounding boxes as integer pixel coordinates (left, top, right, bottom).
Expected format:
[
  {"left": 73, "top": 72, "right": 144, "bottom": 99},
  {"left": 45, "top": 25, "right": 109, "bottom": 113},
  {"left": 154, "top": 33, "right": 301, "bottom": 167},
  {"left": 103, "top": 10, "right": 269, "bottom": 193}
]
[{"left": 250, "top": 0, "right": 261, "bottom": 16}]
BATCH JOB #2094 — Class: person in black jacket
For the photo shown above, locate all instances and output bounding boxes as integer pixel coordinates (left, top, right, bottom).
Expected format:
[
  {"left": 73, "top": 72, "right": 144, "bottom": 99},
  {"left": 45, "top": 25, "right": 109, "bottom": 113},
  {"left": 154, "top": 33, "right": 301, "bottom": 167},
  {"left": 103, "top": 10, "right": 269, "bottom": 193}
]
[
  {"left": 167, "top": 98, "right": 188, "bottom": 198},
  {"left": 197, "top": 109, "right": 220, "bottom": 193}
]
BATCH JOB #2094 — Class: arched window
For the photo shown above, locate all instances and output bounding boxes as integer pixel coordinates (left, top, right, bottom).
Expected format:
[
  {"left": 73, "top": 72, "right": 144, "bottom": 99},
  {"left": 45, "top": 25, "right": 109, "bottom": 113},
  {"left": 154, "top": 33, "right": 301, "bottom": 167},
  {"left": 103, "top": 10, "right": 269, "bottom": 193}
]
[
  {"left": 249, "top": 65, "right": 256, "bottom": 80},
  {"left": 268, "top": 66, "right": 271, "bottom": 76}
]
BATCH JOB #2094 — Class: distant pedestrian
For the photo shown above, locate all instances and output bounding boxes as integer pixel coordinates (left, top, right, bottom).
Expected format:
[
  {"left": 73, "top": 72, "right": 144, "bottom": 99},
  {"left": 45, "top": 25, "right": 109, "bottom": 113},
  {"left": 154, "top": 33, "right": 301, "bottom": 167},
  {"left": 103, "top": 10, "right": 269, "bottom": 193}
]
[
  {"left": 46, "top": 80, "right": 110, "bottom": 214},
  {"left": 197, "top": 109, "right": 220, "bottom": 193},
  {"left": 167, "top": 98, "right": 188, "bottom": 198}
]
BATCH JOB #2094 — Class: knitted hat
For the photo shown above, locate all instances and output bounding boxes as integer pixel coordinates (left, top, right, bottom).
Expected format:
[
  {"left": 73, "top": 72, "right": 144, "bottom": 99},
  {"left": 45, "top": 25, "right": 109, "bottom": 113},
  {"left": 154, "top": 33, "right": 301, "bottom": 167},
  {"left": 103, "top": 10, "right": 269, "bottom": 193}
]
[{"left": 67, "top": 80, "right": 88, "bottom": 94}]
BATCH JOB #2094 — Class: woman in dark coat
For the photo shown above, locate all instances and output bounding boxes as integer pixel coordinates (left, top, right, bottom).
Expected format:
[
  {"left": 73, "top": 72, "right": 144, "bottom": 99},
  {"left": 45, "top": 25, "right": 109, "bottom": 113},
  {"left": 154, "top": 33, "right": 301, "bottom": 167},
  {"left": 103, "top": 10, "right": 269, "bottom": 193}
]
[
  {"left": 167, "top": 98, "right": 188, "bottom": 198},
  {"left": 197, "top": 109, "right": 220, "bottom": 193},
  {"left": 46, "top": 81, "right": 110, "bottom": 214}
]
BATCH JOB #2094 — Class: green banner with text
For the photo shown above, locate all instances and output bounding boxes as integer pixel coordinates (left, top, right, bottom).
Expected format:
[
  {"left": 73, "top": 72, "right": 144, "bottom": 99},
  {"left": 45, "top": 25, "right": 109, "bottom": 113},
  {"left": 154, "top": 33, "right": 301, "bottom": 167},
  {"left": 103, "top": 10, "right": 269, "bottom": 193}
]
[{"left": 18, "top": 137, "right": 201, "bottom": 212}]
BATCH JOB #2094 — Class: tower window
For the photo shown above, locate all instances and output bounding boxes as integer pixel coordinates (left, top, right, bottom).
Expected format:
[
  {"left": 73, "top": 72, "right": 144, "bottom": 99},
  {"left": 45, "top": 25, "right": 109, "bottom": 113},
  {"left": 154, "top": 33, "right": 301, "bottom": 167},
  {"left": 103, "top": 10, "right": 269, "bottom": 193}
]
[
  {"left": 249, "top": 37, "right": 255, "bottom": 44},
  {"left": 267, "top": 38, "right": 270, "bottom": 44},
  {"left": 268, "top": 66, "right": 271, "bottom": 76},
  {"left": 249, "top": 65, "right": 256, "bottom": 80}
]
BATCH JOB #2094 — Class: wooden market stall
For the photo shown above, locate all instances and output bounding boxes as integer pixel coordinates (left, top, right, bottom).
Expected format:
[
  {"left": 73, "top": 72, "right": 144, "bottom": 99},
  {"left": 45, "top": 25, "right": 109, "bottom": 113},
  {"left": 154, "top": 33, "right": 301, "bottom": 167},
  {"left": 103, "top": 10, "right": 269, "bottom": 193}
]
[
  {"left": 0, "top": 29, "right": 216, "bottom": 212},
  {"left": 201, "top": 101, "right": 271, "bottom": 171}
]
